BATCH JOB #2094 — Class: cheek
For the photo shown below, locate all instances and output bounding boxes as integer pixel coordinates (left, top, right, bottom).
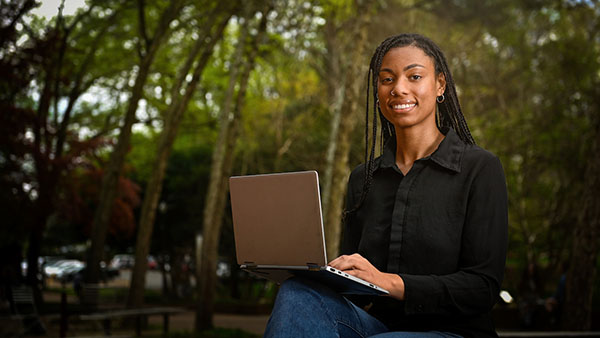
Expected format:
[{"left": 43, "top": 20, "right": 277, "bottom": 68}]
[{"left": 417, "top": 83, "right": 437, "bottom": 101}]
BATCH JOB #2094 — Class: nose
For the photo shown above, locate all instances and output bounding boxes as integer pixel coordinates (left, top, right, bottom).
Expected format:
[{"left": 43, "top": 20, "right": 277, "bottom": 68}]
[{"left": 392, "top": 78, "right": 409, "bottom": 96}]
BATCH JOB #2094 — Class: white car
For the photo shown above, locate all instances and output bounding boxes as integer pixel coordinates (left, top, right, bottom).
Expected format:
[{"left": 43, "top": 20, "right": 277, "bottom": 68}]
[
  {"left": 44, "top": 260, "right": 84, "bottom": 280},
  {"left": 109, "top": 254, "right": 135, "bottom": 269}
]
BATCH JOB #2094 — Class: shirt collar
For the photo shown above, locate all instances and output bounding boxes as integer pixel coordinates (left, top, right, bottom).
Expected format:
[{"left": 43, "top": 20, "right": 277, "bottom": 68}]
[{"left": 377, "top": 127, "right": 465, "bottom": 173}]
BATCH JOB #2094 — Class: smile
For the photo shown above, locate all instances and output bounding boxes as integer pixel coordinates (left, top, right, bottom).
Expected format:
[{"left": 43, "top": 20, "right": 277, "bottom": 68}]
[{"left": 392, "top": 103, "right": 416, "bottom": 110}]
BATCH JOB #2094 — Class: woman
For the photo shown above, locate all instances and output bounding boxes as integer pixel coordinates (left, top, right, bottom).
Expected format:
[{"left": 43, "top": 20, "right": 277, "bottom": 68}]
[{"left": 264, "top": 33, "right": 508, "bottom": 338}]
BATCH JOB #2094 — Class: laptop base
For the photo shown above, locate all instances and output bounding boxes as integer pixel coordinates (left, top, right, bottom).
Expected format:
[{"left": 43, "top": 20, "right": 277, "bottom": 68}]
[{"left": 242, "top": 265, "right": 388, "bottom": 296}]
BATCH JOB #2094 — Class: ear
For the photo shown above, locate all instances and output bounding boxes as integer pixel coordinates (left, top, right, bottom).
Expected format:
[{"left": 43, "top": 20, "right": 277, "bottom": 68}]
[{"left": 436, "top": 72, "right": 446, "bottom": 96}]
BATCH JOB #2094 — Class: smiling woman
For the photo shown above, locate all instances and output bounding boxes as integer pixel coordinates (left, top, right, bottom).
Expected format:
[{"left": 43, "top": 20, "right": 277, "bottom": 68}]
[
  {"left": 264, "top": 34, "right": 508, "bottom": 338},
  {"left": 376, "top": 46, "right": 446, "bottom": 174},
  {"left": 377, "top": 47, "right": 444, "bottom": 132}
]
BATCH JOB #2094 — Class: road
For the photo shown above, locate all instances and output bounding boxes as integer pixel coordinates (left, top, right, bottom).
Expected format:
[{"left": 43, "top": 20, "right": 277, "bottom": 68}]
[
  {"left": 116, "top": 269, "right": 165, "bottom": 289},
  {"left": 111, "top": 269, "right": 194, "bottom": 290},
  {"left": 46, "top": 269, "right": 185, "bottom": 290}
]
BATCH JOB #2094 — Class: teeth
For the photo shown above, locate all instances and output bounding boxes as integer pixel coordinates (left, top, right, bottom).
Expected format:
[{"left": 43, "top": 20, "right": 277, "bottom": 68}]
[{"left": 392, "top": 103, "right": 415, "bottom": 110}]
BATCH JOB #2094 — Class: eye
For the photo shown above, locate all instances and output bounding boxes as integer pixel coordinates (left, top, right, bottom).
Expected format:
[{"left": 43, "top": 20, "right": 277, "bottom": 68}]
[
  {"left": 410, "top": 74, "right": 422, "bottom": 81},
  {"left": 380, "top": 77, "right": 393, "bottom": 84}
]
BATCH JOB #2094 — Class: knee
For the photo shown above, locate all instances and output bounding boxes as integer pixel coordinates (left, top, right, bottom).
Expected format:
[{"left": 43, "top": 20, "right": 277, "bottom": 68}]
[
  {"left": 276, "top": 277, "right": 342, "bottom": 309},
  {"left": 280, "top": 277, "right": 307, "bottom": 290},
  {"left": 277, "top": 277, "right": 314, "bottom": 300},
  {"left": 267, "top": 278, "right": 338, "bottom": 337}
]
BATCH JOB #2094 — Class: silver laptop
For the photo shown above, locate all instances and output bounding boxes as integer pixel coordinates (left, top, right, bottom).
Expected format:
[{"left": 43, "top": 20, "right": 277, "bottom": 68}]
[{"left": 229, "top": 170, "right": 388, "bottom": 295}]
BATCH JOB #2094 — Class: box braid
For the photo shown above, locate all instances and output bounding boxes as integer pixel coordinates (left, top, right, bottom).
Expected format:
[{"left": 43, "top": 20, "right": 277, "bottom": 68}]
[{"left": 346, "top": 33, "right": 475, "bottom": 215}]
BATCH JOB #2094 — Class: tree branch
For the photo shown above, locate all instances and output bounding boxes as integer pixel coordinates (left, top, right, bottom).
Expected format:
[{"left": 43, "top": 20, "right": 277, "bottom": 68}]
[
  {"left": 55, "top": 7, "right": 122, "bottom": 157},
  {"left": 136, "top": 0, "right": 150, "bottom": 59}
]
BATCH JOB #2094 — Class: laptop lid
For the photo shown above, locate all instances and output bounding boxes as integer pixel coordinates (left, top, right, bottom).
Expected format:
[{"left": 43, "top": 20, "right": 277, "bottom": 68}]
[{"left": 229, "top": 171, "right": 327, "bottom": 267}]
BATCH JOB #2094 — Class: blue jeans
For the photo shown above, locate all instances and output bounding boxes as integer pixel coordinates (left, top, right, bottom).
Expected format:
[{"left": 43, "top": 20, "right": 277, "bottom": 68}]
[{"left": 264, "top": 277, "right": 463, "bottom": 338}]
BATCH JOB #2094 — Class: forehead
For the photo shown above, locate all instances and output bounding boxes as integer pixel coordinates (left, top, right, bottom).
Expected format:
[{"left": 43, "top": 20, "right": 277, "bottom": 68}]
[{"left": 380, "top": 45, "right": 434, "bottom": 71}]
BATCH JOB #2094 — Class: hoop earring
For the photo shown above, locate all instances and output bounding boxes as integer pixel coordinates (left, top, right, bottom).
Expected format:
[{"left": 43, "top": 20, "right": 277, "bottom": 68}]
[{"left": 436, "top": 94, "right": 445, "bottom": 103}]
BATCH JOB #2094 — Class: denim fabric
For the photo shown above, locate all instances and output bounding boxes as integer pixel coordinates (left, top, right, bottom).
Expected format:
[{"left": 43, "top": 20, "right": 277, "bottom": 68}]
[
  {"left": 370, "top": 332, "right": 463, "bottom": 338},
  {"left": 264, "top": 278, "right": 463, "bottom": 338}
]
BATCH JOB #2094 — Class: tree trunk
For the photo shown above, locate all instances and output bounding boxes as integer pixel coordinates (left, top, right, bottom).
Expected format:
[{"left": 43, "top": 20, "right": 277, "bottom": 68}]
[
  {"left": 194, "top": 9, "right": 249, "bottom": 331},
  {"left": 24, "top": 6, "right": 114, "bottom": 306},
  {"left": 86, "top": 0, "right": 184, "bottom": 284},
  {"left": 561, "top": 112, "right": 600, "bottom": 330},
  {"left": 321, "top": 20, "right": 346, "bottom": 221},
  {"left": 196, "top": 4, "right": 269, "bottom": 330},
  {"left": 126, "top": 8, "right": 233, "bottom": 309},
  {"left": 322, "top": 2, "right": 373, "bottom": 261}
]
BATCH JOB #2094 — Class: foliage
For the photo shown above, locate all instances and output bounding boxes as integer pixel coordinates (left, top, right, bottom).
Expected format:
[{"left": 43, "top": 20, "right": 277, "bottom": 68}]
[
  {"left": 1, "top": 0, "right": 598, "bottom": 330},
  {"left": 0, "top": 0, "right": 144, "bottom": 245}
]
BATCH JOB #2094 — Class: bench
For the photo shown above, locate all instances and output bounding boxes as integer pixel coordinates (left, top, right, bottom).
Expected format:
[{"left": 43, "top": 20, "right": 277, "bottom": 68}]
[
  {"left": 7, "top": 285, "right": 47, "bottom": 335},
  {"left": 80, "top": 283, "right": 101, "bottom": 311},
  {"left": 11, "top": 285, "right": 36, "bottom": 318},
  {"left": 78, "top": 307, "right": 185, "bottom": 336}
]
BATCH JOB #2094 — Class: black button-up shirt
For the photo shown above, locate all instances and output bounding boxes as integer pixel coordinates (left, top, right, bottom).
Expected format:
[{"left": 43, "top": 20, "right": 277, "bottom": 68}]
[{"left": 342, "top": 127, "right": 508, "bottom": 337}]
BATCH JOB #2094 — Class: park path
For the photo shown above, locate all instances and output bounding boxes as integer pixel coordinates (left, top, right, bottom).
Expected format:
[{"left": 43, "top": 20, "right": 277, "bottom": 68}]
[{"left": 150, "top": 311, "right": 269, "bottom": 336}]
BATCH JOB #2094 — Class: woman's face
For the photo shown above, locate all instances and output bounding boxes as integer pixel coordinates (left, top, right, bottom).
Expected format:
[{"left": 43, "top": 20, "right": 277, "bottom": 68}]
[{"left": 377, "top": 45, "right": 446, "bottom": 131}]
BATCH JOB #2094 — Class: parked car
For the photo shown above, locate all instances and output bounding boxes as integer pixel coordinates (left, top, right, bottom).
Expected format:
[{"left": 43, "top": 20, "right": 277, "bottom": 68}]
[
  {"left": 109, "top": 254, "right": 135, "bottom": 269},
  {"left": 43, "top": 259, "right": 85, "bottom": 281}
]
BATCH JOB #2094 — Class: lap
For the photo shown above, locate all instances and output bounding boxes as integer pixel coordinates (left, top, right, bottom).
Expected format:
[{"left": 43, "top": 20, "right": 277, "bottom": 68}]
[
  {"left": 265, "top": 277, "right": 388, "bottom": 338},
  {"left": 265, "top": 277, "right": 462, "bottom": 338}
]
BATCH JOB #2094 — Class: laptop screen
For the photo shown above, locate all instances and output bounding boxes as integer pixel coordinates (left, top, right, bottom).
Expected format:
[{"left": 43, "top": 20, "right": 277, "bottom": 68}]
[{"left": 229, "top": 171, "right": 327, "bottom": 267}]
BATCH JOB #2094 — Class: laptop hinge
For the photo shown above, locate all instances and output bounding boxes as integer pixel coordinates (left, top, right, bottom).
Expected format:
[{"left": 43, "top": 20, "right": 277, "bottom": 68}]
[
  {"left": 243, "top": 262, "right": 257, "bottom": 269},
  {"left": 306, "top": 263, "right": 320, "bottom": 271}
]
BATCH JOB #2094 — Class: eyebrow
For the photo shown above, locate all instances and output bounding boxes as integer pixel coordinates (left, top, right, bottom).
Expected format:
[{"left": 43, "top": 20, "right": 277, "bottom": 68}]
[
  {"left": 403, "top": 63, "right": 425, "bottom": 71},
  {"left": 379, "top": 64, "right": 426, "bottom": 74}
]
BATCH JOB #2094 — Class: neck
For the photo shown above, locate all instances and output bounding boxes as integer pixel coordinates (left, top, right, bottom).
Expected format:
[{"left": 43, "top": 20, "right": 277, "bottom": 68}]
[{"left": 393, "top": 124, "right": 444, "bottom": 173}]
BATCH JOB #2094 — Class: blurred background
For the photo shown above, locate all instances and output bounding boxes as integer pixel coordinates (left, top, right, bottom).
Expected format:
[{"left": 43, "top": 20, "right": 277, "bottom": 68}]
[{"left": 1, "top": 0, "right": 599, "bottom": 336}]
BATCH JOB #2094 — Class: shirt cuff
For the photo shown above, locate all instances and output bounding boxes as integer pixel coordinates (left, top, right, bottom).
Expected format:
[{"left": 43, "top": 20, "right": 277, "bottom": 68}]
[{"left": 400, "top": 274, "right": 442, "bottom": 315}]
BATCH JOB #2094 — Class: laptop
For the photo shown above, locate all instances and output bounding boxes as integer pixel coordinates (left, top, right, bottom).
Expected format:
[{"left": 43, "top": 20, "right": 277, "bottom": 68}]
[{"left": 229, "top": 170, "right": 389, "bottom": 295}]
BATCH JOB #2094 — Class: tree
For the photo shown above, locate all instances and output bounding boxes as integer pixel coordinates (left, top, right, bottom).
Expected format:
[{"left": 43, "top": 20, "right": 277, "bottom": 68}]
[
  {"left": 319, "top": 0, "right": 376, "bottom": 261},
  {"left": 196, "top": 2, "right": 271, "bottom": 329},
  {"left": 564, "top": 108, "right": 599, "bottom": 329},
  {"left": 126, "top": 1, "right": 236, "bottom": 309},
  {"left": 0, "top": 0, "right": 129, "bottom": 302},
  {"left": 555, "top": 3, "right": 600, "bottom": 329},
  {"left": 438, "top": 1, "right": 600, "bottom": 327},
  {"left": 86, "top": 0, "right": 186, "bottom": 283}
]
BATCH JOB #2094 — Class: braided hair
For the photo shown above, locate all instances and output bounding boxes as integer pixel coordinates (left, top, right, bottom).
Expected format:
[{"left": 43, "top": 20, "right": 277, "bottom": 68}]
[{"left": 348, "top": 33, "right": 475, "bottom": 214}]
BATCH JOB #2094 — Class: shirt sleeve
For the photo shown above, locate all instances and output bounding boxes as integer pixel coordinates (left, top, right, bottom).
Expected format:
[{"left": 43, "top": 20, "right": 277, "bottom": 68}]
[{"left": 400, "top": 155, "right": 508, "bottom": 316}]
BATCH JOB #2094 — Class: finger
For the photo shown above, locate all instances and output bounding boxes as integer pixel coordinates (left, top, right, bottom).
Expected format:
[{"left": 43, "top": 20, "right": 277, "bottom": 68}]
[
  {"left": 350, "top": 253, "right": 364, "bottom": 260},
  {"left": 328, "top": 255, "right": 347, "bottom": 266},
  {"left": 329, "top": 253, "right": 363, "bottom": 265},
  {"left": 328, "top": 255, "right": 351, "bottom": 269},
  {"left": 331, "top": 259, "right": 358, "bottom": 272},
  {"left": 329, "top": 253, "right": 372, "bottom": 272},
  {"left": 345, "top": 254, "right": 371, "bottom": 270}
]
